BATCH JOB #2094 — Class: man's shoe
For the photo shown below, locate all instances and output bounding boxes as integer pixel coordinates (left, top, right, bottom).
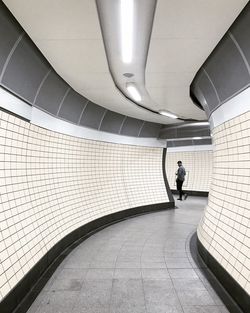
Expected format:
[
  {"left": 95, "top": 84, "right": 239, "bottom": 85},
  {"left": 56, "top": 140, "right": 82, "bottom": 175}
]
[
  {"left": 184, "top": 194, "right": 188, "bottom": 200},
  {"left": 177, "top": 198, "right": 182, "bottom": 201}
]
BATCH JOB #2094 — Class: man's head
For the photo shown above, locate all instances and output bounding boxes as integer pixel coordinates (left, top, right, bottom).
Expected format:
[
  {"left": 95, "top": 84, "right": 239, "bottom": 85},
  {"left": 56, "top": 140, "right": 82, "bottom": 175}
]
[{"left": 177, "top": 161, "right": 182, "bottom": 167}]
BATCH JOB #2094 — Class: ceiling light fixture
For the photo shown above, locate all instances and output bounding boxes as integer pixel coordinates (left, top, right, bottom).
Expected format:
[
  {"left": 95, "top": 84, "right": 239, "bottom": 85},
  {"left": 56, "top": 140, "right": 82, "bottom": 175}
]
[
  {"left": 190, "top": 122, "right": 210, "bottom": 126},
  {"left": 159, "top": 110, "right": 178, "bottom": 119},
  {"left": 97, "top": 0, "right": 164, "bottom": 115},
  {"left": 127, "top": 84, "right": 141, "bottom": 102},
  {"left": 121, "top": 0, "right": 134, "bottom": 63},
  {"left": 192, "top": 137, "right": 202, "bottom": 140},
  {"left": 196, "top": 122, "right": 210, "bottom": 126}
]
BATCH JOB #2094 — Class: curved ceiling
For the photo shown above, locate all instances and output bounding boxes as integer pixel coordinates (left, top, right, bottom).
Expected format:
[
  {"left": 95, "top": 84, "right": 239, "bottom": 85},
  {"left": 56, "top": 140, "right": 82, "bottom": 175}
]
[{"left": 3, "top": 0, "right": 248, "bottom": 124}]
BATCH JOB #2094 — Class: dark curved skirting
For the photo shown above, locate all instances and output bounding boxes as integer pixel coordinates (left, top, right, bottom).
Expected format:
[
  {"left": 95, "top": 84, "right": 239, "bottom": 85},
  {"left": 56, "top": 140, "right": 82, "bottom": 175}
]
[
  {"left": 196, "top": 235, "right": 250, "bottom": 313},
  {"left": 171, "top": 189, "right": 208, "bottom": 197},
  {"left": 162, "top": 148, "right": 175, "bottom": 203},
  {"left": 0, "top": 202, "right": 174, "bottom": 313}
]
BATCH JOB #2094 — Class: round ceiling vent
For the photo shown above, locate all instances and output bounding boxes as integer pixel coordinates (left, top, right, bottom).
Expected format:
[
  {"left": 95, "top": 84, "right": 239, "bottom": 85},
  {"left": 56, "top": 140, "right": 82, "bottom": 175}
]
[{"left": 123, "top": 73, "right": 134, "bottom": 78}]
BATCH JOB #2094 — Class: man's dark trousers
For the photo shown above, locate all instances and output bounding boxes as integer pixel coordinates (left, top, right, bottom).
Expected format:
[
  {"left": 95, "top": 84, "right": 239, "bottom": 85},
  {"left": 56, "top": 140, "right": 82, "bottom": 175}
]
[{"left": 176, "top": 179, "right": 184, "bottom": 200}]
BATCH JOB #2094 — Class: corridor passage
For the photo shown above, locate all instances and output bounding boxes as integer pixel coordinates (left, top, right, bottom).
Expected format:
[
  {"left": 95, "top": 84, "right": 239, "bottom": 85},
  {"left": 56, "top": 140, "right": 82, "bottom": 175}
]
[{"left": 27, "top": 197, "right": 229, "bottom": 313}]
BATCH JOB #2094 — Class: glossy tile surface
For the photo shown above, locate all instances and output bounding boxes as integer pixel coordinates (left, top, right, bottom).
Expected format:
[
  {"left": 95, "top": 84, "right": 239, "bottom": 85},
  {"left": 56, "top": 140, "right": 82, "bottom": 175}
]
[
  {"left": 198, "top": 111, "right": 250, "bottom": 295},
  {"left": 0, "top": 109, "right": 168, "bottom": 300}
]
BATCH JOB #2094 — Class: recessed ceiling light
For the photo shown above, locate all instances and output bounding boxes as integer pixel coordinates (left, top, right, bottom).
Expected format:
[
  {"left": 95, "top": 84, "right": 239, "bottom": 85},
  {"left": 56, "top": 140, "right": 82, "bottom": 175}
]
[
  {"left": 191, "top": 122, "right": 210, "bottom": 126},
  {"left": 192, "top": 137, "right": 202, "bottom": 140},
  {"left": 121, "top": 0, "right": 134, "bottom": 63},
  {"left": 127, "top": 84, "right": 141, "bottom": 102},
  {"left": 196, "top": 122, "right": 209, "bottom": 126},
  {"left": 159, "top": 110, "right": 178, "bottom": 119}
]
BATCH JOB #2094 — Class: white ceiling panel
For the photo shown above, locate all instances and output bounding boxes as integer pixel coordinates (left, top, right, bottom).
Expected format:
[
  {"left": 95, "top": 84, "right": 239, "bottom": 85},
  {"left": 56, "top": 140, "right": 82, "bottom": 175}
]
[
  {"left": 34, "top": 39, "right": 109, "bottom": 80},
  {"left": 3, "top": 0, "right": 249, "bottom": 124},
  {"left": 147, "top": 38, "right": 219, "bottom": 73},
  {"left": 145, "top": 72, "right": 195, "bottom": 88},
  {"left": 152, "top": 0, "right": 248, "bottom": 39},
  {"left": 147, "top": 87, "right": 205, "bottom": 119},
  {"left": 7, "top": 0, "right": 101, "bottom": 40}
]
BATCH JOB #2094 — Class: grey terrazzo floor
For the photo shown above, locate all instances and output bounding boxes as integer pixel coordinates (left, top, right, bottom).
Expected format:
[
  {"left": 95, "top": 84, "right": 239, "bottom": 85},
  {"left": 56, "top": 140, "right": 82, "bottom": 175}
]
[{"left": 27, "top": 196, "right": 230, "bottom": 313}]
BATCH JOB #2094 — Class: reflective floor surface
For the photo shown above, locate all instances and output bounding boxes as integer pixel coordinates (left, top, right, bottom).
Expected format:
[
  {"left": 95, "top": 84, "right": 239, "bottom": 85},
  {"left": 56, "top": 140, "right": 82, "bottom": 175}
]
[{"left": 27, "top": 196, "right": 231, "bottom": 313}]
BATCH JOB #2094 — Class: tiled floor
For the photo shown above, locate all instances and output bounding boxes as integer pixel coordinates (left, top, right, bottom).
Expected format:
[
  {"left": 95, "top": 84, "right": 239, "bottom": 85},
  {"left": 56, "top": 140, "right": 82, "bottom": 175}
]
[{"left": 27, "top": 196, "right": 230, "bottom": 313}]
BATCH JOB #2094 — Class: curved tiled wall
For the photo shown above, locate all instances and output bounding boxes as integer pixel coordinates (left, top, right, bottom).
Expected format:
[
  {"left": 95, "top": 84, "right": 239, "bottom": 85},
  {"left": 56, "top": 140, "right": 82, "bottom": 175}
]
[
  {"left": 190, "top": 3, "right": 250, "bottom": 308},
  {"left": 0, "top": 109, "right": 169, "bottom": 302},
  {"left": 198, "top": 110, "right": 250, "bottom": 296},
  {"left": 166, "top": 147, "right": 213, "bottom": 192}
]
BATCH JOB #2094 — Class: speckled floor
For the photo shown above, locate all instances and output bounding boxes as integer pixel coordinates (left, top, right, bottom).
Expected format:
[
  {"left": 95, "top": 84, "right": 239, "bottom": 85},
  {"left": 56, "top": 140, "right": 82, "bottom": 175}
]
[{"left": 27, "top": 196, "right": 231, "bottom": 313}]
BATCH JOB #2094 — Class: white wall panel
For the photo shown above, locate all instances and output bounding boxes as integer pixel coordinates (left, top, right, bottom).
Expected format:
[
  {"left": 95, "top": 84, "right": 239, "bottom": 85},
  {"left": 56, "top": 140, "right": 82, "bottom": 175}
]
[
  {"left": 0, "top": 110, "right": 168, "bottom": 300},
  {"left": 198, "top": 110, "right": 250, "bottom": 295},
  {"left": 166, "top": 150, "right": 213, "bottom": 192}
]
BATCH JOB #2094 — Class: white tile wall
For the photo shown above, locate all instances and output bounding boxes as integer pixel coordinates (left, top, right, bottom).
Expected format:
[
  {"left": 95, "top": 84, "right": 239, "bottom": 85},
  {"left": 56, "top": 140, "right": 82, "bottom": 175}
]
[
  {"left": 166, "top": 150, "right": 213, "bottom": 192},
  {"left": 198, "top": 111, "right": 250, "bottom": 295},
  {"left": 0, "top": 110, "right": 168, "bottom": 300}
]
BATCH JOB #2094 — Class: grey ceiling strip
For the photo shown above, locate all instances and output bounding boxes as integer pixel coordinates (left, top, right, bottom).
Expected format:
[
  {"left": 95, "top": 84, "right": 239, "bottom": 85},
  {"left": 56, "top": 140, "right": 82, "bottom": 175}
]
[
  {"left": 77, "top": 100, "right": 89, "bottom": 125},
  {"left": 56, "top": 87, "right": 71, "bottom": 116},
  {"left": 207, "top": 82, "right": 250, "bottom": 118},
  {"left": 137, "top": 121, "right": 145, "bottom": 137},
  {"left": 166, "top": 136, "right": 211, "bottom": 142},
  {"left": 98, "top": 109, "right": 108, "bottom": 130},
  {"left": 0, "top": 31, "right": 25, "bottom": 82},
  {"left": 229, "top": 31, "right": 250, "bottom": 77},
  {"left": 161, "top": 123, "right": 200, "bottom": 131},
  {"left": 32, "top": 68, "right": 52, "bottom": 105},
  {"left": 118, "top": 116, "right": 127, "bottom": 134},
  {"left": 202, "top": 67, "right": 221, "bottom": 103}
]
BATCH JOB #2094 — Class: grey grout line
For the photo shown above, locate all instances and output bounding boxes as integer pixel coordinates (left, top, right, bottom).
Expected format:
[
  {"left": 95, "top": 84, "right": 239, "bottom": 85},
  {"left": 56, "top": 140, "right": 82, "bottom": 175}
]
[
  {"left": 118, "top": 115, "right": 127, "bottom": 135},
  {"left": 98, "top": 109, "right": 108, "bottom": 131},
  {"left": 108, "top": 228, "right": 133, "bottom": 312},
  {"left": 202, "top": 67, "right": 221, "bottom": 104},
  {"left": 140, "top": 227, "right": 158, "bottom": 313},
  {"left": 32, "top": 68, "right": 52, "bottom": 105},
  {"left": 0, "top": 32, "right": 25, "bottom": 83},
  {"left": 229, "top": 31, "right": 250, "bottom": 77},
  {"left": 56, "top": 87, "right": 71, "bottom": 116},
  {"left": 77, "top": 100, "right": 89, "bottom": 125},
  {"left": 164, "top": 236, "right": 185, "bottom": 313},
  {"left": 138, "top": 121, "right": 145, "bottom": 137}
]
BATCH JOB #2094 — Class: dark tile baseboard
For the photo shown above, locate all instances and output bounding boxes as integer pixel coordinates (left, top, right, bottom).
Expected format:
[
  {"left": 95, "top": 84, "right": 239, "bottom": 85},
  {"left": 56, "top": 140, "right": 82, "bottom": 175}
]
[
  {"left": 190, "top": 232, "right": 249, "bottom": 313},
  {"left": 162, "top": 148, "right": 175, "bottom": 203},
  {"left": 171, "top": 189, "right": 209, "bottom": 197},
  {"left": 0, "top": 202, "right": 174, "bottom": 313}
]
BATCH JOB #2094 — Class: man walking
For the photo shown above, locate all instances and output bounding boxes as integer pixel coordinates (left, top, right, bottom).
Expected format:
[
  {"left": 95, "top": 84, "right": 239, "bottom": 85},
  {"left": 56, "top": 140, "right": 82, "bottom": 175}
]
[{"left": 176, "top": 161, "right": 187, "bottom": 201}]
